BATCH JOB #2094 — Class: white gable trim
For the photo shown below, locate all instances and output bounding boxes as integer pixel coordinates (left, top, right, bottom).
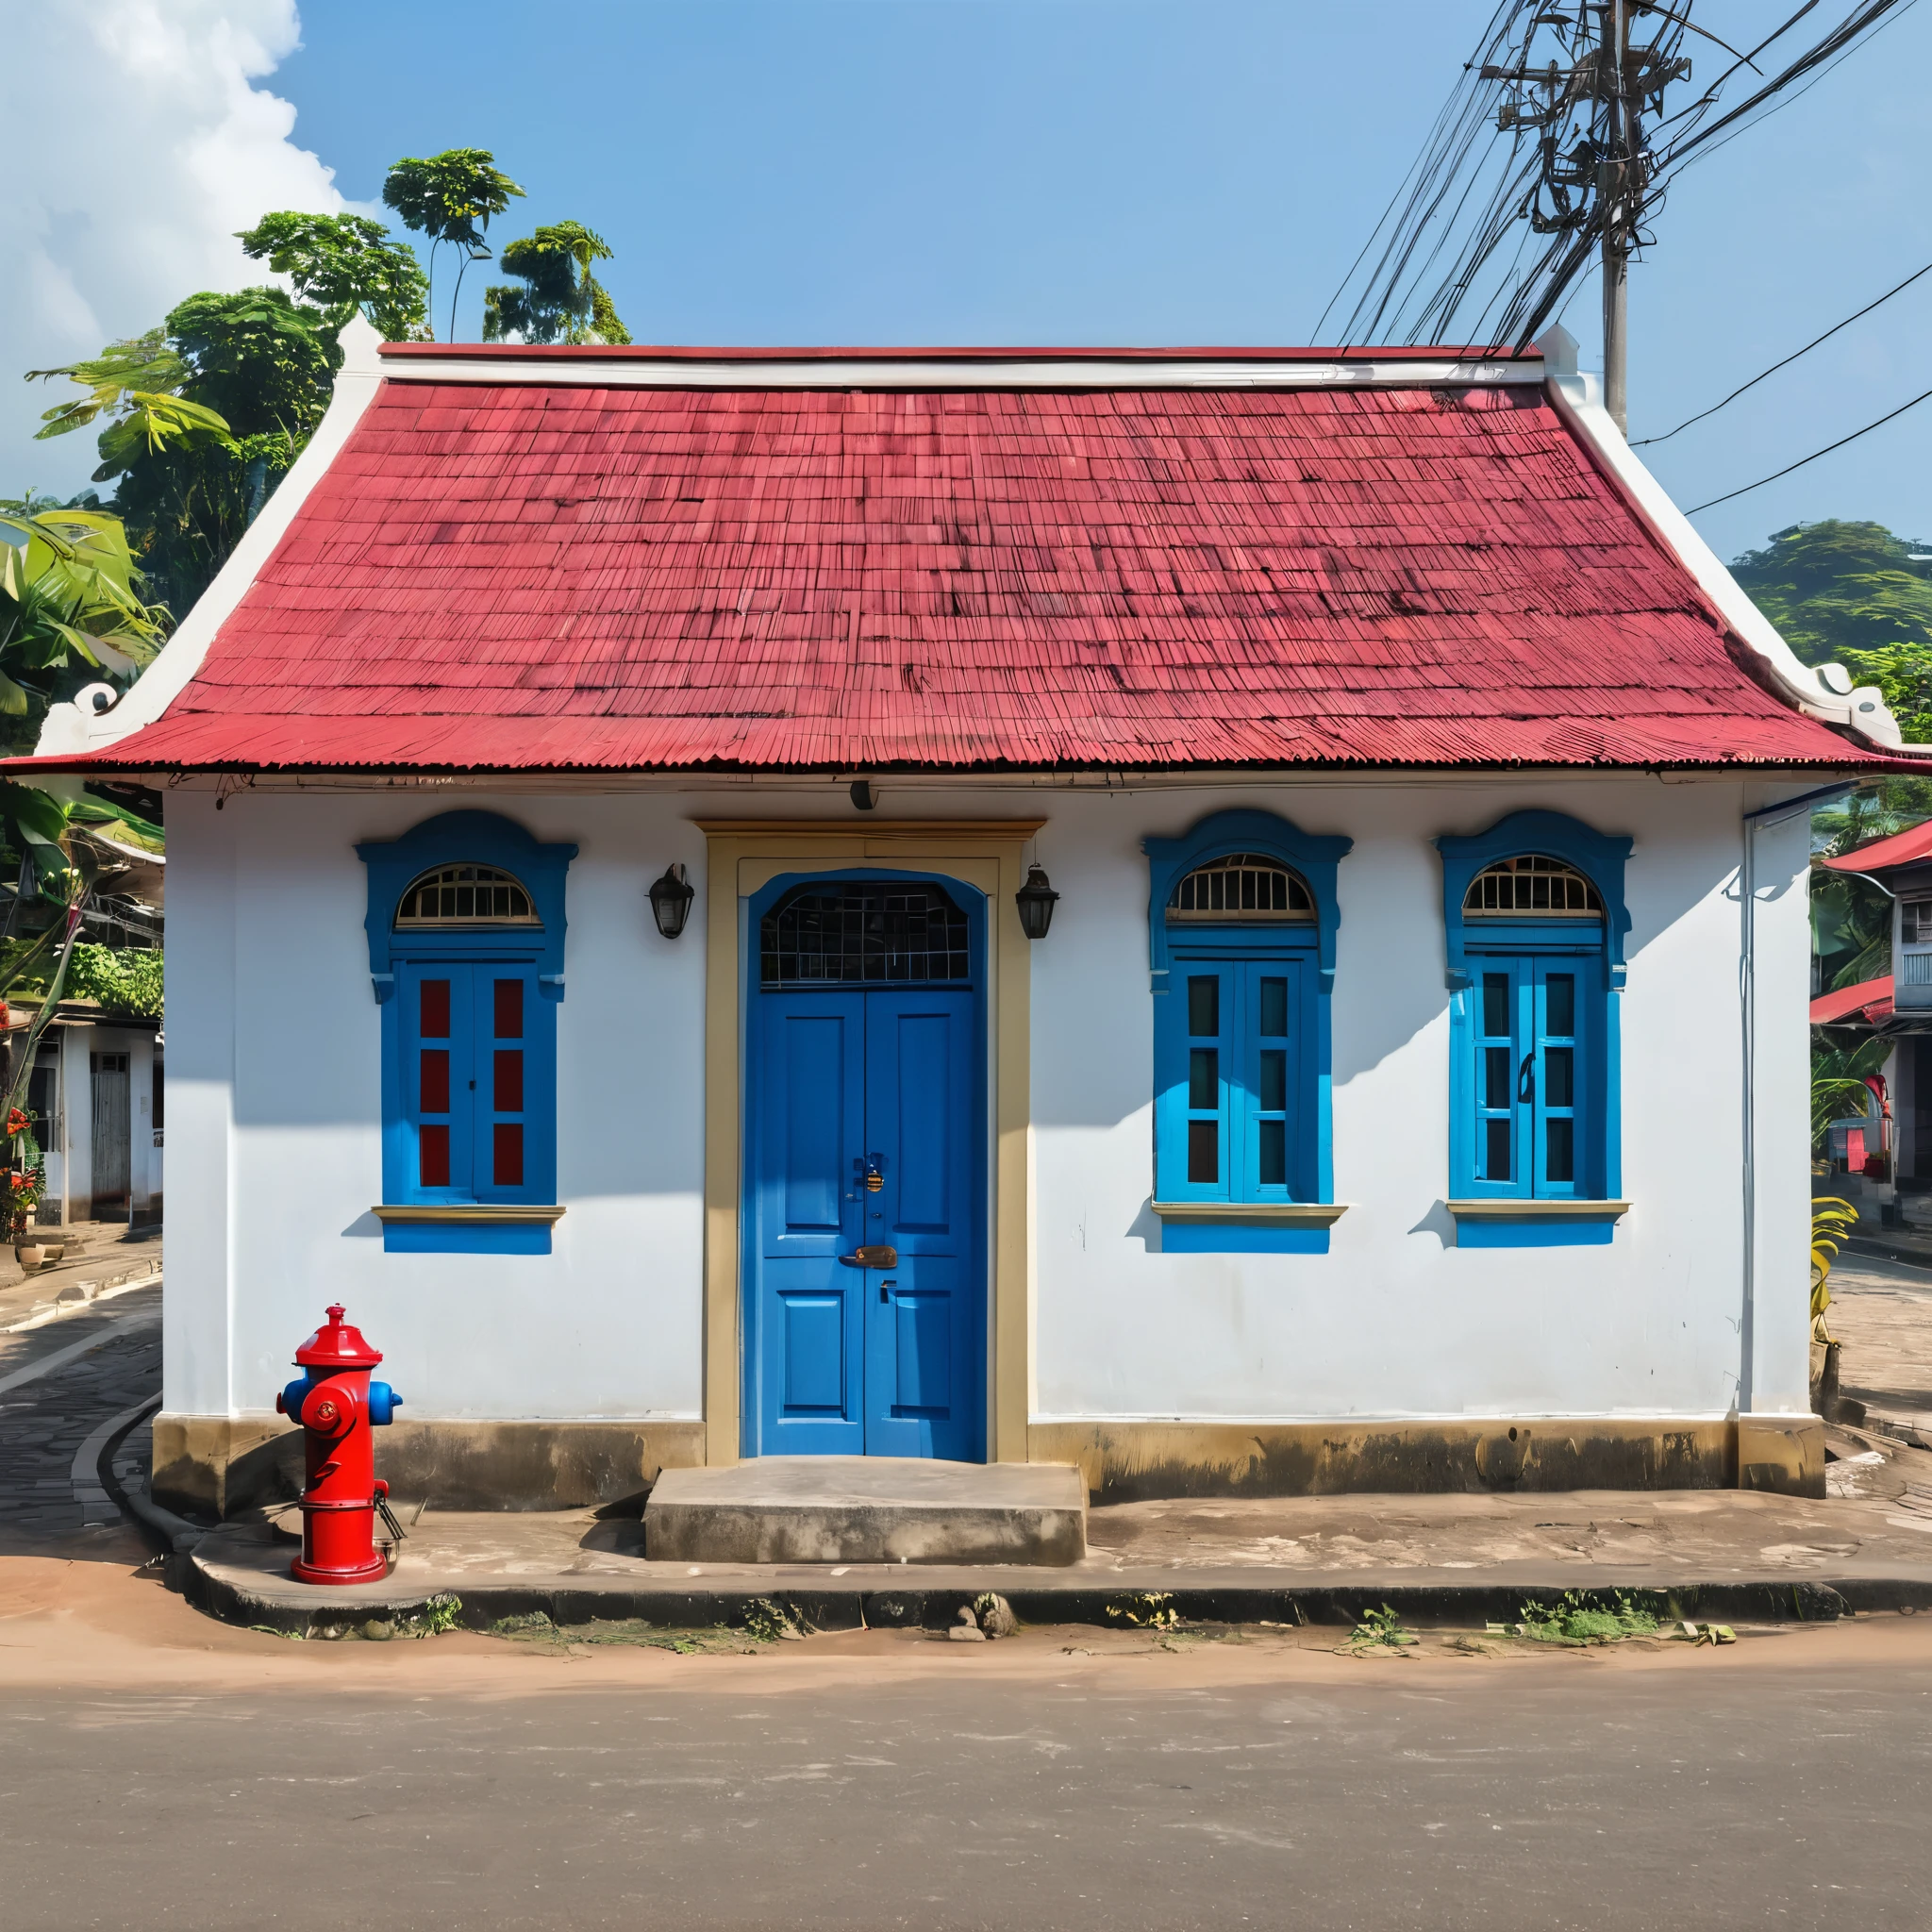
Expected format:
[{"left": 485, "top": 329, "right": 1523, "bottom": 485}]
[
  {"left": 372, "top": 347, "right": 1546, "bottom": 391},
  {"left": 33, "top": 316, "right": 390, "bottom": 759},
  {"left": 1545, "top": 364, "right": 1919, "bottom": 758}
]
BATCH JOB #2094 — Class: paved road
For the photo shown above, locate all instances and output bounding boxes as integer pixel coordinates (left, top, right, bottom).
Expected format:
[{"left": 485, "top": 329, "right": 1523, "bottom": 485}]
[
  {"left": 0, "top": 1284, "right": 159, "bottom": 1545},
  {"left": 2, "top": 1294, "right": 1930, "bottom": 1929},
  {"left": 0, "top": 1636, "right": 1928, "bottom": 1930}
]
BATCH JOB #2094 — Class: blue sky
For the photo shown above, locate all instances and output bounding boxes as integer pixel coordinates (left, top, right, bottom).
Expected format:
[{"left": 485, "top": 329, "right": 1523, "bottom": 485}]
[{"left": 13, "top": 1, "right": 1932, "bottom": 564}]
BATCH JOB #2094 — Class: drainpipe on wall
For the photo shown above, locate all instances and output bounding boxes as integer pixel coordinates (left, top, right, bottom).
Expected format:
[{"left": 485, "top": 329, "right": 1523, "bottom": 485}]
[{"left": 1740, "top": 781, "right": 1854, "bottom": 1418}]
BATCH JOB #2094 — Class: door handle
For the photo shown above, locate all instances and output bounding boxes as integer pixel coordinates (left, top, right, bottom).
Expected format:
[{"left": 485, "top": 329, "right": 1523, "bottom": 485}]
[
  {"left": 840, "top": 1245, "right": 898, "bottom": 1268},
  {"left": 1518, "top": 1053, "right": 1535, "bottom": 1104},
  {"left": 880, "top": 1277, "right": 894, "bottom": 1304}
]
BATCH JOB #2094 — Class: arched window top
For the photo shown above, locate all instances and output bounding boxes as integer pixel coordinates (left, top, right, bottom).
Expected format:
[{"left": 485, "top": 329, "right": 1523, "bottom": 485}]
[
  {"left": 395, "top": 863, "right": 540, "bottom": 929},
  {"left": 1463, "top": 854, "right": 1604, "bottom": 919},
  {"left": 1167, "top": 853, "right": 1315, "bottom": 924}
]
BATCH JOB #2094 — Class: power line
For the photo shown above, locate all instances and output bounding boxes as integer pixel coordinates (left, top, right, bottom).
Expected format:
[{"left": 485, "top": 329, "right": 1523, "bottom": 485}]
[
  {"left": 1684, "top": 385, "right": 1932, "bottom": 513},
  {"left": 1633, "top": 259, "right": 1932, "bottom": 445}
]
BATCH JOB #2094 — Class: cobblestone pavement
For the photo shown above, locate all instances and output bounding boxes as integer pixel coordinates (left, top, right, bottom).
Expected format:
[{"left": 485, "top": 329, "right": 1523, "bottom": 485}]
[{"left": 0, "top": 1283, "right": 159, "bottom": 1552}]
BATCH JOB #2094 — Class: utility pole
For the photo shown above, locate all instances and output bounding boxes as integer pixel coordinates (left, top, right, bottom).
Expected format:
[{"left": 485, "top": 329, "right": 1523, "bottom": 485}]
[
  {"left": 1601, "top": 0, "right": 1632, "bottom": 434},
  {"left": 1485, "top": 1, "right": 1692, "bottom": 440}
]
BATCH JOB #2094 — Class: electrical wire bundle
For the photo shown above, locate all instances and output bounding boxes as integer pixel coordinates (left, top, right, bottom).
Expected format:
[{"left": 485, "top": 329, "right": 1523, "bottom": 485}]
[{"left": 1320, "top": 0, "right": 1917, "bottom": 355}]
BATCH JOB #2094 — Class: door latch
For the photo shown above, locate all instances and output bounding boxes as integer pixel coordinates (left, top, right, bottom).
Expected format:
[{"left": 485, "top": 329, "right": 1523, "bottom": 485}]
[
  {"left": 840, "top": 1245, "right": 899, "bottom": 1269},
  {"left": 857, "top": 1153, "right": 885, "bottom": 1192}
]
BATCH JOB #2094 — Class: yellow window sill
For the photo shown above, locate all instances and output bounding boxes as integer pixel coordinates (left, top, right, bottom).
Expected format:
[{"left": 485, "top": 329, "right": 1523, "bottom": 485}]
[
  {"left": 372, "top": 1205, "right": 567, "bottom": 1225},
  {"left": 1152, "top": 1202, "right": 1350, "bottom": 1227},
  {"left": 1445, "top": 1200, "right": 1629, "bottom": 1221}
]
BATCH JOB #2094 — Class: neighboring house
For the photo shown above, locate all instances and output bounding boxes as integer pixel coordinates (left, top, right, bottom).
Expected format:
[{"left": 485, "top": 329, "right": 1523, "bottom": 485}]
[
  {"left": 2, "top": 831, "right": 163, "bottom": 1227},
  {"left": 10, "top": 319, "right": 1918, "bottom": 1516},
  {"left": 1814, "top": 821, "right": 1932, "bottom": 1191}
]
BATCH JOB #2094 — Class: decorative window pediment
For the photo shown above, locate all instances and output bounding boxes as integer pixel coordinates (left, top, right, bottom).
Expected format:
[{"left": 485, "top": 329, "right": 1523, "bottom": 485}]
[
  {"left": 396, "top": 863, "right": 540, "bottom": 928},
  {"left": 1463, "top": 854, "right": 1604, "bottom": 919},
  {"left": 1167, "top": 854, "right": 1314, "bottom": 924}
]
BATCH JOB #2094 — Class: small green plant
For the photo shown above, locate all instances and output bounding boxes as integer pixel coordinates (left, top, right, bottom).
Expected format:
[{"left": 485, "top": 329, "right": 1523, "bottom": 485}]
[
  {"left": 411, "top": 1592, "right": 462, "bottom": 1637},
  {"left": 1105, "top": 1591, "right": 1179, "bottom": 1630},
  {"left": 742, "top": 1597, "right": 801, "bottom": 1641},
  {"left": 1349, "top": 1604, "right": 1419, "bottom": 1651},
  {"left": 491, "top": 1609, "right": 554, "bottom": 1636},
  {"left": 1811, "top": 1196, "right": 1858, "bottom": 1341},
  {"left": 1517, "top": 1590, "right": 1661, "bottom": 1645}
]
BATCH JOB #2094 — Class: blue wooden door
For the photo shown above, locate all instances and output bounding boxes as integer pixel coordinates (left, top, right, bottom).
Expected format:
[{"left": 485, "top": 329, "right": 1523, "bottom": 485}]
[
  {"left": 748, "top": 987, "right": 982, "bottom": 1459},
  {"left": 862, "top": 990, "right": 978, "bottom": 1459}
]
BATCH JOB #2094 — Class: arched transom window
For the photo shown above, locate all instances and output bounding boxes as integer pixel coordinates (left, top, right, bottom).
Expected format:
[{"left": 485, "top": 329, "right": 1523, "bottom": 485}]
[
  {"left": 1463, "top": 854, "right": 1603, "bottom": 919},
  {"left": 395, "top": 863, "right": 540, "bottom": 928},
  {"left": 1167, "top": 854, "right": 1314, "bottom": 924}
]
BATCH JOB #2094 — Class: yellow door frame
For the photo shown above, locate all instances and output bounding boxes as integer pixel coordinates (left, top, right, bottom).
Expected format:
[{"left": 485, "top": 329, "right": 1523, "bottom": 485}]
[{"left": 696, "top": 819, "right": 1044, "bottom": 1466}]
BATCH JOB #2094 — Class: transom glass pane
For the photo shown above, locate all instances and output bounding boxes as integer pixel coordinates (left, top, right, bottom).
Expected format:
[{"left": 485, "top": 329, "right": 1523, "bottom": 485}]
[
  {"left": 1464, "top": 855, "right": 1603, "bottom": 918},
  {"left": 760, "top": 880, "right": 970, "bottom": 987},
  {"left": 396, "top": 864, "right": 539, "bottom": 928},
  {"left": 1168, "top": 854, "right": 1314, "bottom": 923}
]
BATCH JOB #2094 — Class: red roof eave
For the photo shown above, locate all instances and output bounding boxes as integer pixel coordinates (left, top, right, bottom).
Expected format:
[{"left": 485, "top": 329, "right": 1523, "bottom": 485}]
[{"left": 1811, "top": 974, "right": 1896, "bottom": 1027}]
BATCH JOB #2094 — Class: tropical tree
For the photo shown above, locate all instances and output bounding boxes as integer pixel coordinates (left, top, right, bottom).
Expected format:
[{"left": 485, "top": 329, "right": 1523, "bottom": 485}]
[
  {"left": 0, "top": 504, "right": 168, "bottom": 752},
  {"left": 235, "top": 211, "right": 430, "bottom": 341},
  {"left": 484, "top": 222, "right": 631, "bottom": 345},
  {"left": 1732, "top": 521, "right": 1932, "bottom": 668},
  {"left": 382, "top": 149, "right": 525, "bottom": 341},
  {"left": 28, "top": 288, "right": 337, "bottom": 614}
]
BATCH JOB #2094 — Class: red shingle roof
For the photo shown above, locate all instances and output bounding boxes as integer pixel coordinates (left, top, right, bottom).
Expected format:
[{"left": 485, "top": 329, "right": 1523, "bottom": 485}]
[{"left": 32, "top": 373, "right": 1877, "bottom": 774}]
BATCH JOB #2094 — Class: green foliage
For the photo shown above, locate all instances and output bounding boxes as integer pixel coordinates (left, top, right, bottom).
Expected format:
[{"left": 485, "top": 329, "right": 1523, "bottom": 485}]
[
  {"left": 1837, "top": 641, "right": 1932, "bottom": 743},
  {"left": 1731, "top": 521, "right": 1932, "bottom": 669},
  {"left": 1811, "top": 1195, "right": 1858, "bottom": 1339},
  {"left": 1106, "top": 1590, "right": 1180, "bottom": 1629},
  {"left": 383, "top": 149, "right": 526, "bottom": 341},
  {"left": 1811, "top": 1037, "right": 1889, "bottom": 1149},
  {"left": 1516, "top": 1591, "right": 1660, "bottom": 1645},
  {"left": 0, "top": 507, "right": 168, "bottom": 734},
  {"left": 30, "top": 289, "right": 336, "bottom": 617},
  {"left": 61, "top": 943, "right": 162, "bottom": 1017},
  {"left": 236, "top": 211, "right": 429, "bottom": 341},
  {"left": 741, "top": 1596, "right": 802, "bottom": 1641},
  {"left": 1349, "top": 1603, "right": 1418, "bottom": 1649},
  {"left": 484, "top": 222, "right": 630, "bottom": 346}
]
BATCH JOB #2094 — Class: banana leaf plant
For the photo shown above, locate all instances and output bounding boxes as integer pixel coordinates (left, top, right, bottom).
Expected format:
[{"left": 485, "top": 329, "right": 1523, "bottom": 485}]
[
  {"left": 0, "top": 504, "right": 169, "bottom": 717},
  {"left": 1810, "top": 1196, "right": 1859, "bottom": 1342}
]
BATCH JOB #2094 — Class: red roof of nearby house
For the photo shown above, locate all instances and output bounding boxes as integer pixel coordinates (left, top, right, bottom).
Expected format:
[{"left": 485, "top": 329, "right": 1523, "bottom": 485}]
[
  {"left": 1811, "top": 974, "right": 1895, "bottom": 1026},
  {"left": 1821, "top": 820, "right": 1932, "bottom": 874},
  {"left": 9, "top": 364, "right": 1888, "bottom": 775}
]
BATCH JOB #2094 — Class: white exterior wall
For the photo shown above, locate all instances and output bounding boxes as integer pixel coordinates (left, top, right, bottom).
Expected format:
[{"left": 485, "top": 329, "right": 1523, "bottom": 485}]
[{"left": 162, "top": 774, "right": 1814, "bottom": 1432}]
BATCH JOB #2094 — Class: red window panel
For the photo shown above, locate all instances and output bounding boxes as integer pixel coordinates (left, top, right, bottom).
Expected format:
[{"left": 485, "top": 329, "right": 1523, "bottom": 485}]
[
  {"left": 493, "top": 1049, "right": 524, "bottom": 1113},
  {"left": 419, "top": 1048, "right": 450, "bottom": 1114},
  {"left": 420, "top": 978, "right": 451, "bottom": 1039},
  {"left": 493, "top": 1123, "right": 525, "bottom": 1187},
  {"left": 493, "top": 977, "right": 524, "bottom": 1040},
  {"left": 419, "top": 1124, "right": 450, "bottom": 1189}
]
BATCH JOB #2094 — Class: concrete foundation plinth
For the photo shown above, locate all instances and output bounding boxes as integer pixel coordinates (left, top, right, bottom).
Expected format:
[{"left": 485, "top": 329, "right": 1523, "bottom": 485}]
[{"left": 644, "top": 1457, "right": 1088, "bottom": 1566}]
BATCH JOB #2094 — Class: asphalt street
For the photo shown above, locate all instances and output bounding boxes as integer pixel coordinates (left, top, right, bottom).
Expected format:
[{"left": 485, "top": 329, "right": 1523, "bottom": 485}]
[
  {"left": 1, "top": 1629, "right": 1929, "bottom": 1930},
  {"left": 2, "top": 1287, "right": 1931, "bottom": 1930}
]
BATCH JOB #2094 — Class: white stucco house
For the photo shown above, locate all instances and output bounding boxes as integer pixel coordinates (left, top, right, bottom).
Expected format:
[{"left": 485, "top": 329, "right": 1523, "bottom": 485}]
[{"left": 13, "top": 319, "right": 1914, "bottom": 1514}]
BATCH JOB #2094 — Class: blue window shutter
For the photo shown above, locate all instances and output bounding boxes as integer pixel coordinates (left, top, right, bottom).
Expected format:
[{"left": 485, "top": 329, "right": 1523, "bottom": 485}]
[{"left": 1157, "top": 964, "right": 1236, "bottom": 1202}]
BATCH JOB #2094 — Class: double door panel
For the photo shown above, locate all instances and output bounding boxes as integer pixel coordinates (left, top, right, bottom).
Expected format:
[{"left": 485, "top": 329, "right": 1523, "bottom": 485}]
[{"left": 751, "top": 988, "right": 981, "bottom": 1458}]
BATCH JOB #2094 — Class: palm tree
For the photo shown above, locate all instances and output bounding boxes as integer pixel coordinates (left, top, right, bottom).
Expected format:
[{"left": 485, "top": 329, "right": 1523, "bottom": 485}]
[{"left": 382, "top": 150, "right": 526, "bottom": 341}]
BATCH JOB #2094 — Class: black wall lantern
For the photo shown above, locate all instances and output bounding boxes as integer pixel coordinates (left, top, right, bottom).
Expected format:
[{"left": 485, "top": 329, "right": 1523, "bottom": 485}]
[
  {"left": 649, "top": 862, "right": 694, "bottom": 939},
  {"left": 1015, "top": 863, "right": 1059, "bottom": 941}
]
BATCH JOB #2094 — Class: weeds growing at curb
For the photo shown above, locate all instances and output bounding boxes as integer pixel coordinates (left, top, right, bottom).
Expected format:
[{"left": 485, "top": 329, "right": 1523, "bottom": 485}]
[
  {"left": 741, "top": 1598, "right": 806, "bottom": 1641},
  {"left": 1106, "top": 1591, "right": 1179, "bottom": 1630},
  {"left": 1348, "top": 1604, "right": 1419, "bottom": 1653},
  {"left": 1506, "top": 1590, "right": 1663, "bottom": 1647}
]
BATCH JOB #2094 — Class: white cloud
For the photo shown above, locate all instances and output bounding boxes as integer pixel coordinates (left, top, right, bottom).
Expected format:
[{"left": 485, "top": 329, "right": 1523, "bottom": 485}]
[{"left": 0, "top": 0, "right": 341, "bottom": 501}]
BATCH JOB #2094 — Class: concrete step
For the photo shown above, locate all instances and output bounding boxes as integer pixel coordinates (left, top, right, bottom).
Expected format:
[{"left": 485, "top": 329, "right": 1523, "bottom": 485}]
[{"left": 644, "top": 1456, "right": 1087, "bottom": 1566}]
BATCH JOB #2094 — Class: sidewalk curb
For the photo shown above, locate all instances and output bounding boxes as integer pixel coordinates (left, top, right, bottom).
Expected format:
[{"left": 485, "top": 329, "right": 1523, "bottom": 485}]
[{"left": 186, "top": 1550, "right": 1926, "bottom": 1637}]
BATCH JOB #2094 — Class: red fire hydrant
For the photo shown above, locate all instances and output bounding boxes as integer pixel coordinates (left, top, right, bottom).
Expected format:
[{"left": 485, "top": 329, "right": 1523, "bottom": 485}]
[{"left": 275, "top": 1304, "right": 403, "bottom": 1586}]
